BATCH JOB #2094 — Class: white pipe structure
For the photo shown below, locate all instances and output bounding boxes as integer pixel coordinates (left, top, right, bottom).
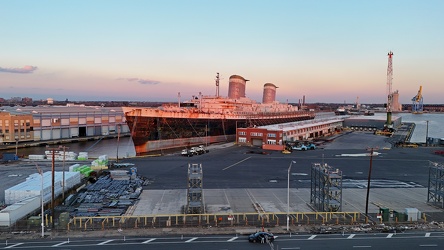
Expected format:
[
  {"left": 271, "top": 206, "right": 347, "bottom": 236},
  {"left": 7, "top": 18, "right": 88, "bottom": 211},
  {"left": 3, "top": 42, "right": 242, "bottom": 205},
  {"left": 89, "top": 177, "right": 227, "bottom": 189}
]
[{"left": 287, "top": 160, "right": 296, "bottom": 231}]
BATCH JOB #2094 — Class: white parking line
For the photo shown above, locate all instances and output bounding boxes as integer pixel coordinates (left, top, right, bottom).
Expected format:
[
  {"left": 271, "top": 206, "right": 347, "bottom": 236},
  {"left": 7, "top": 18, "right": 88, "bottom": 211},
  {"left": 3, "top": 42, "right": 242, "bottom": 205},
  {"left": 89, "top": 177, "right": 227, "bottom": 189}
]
[
  {"left": 98, "top": 239, "right": 114, "bottom": 245},
  {"left": 227, "top": 237, "right": 238, "bottom": 242},
  {"left": 5, "top": 243, "right": 24, "bottom": 249},
  {"left": 419, "top": 244, "right": 437, "bottom": 247},
  {"left": 282, "top": 247, "right": 301, "bottom": 250},
  {"left": 387, "top": 234, "right": 393, "bottom": 238},
  {"left": 52, "top": 241, "right": 69, "bottom": 247},
  {"left": 308, "top": 235, "right": 317, "bottom": 240},
  {"left": 348, "top": 234, "right": 356, "bottom": 239},
  {"left": 353, "top": 246, "right": 371, "bottom": 248},
  {"left": 185, "top": 237, "right": 198, "bottom": 242},
  {"left": 222, "top": 157, "right": 251, "bottom": 170},
  {"left": 142, "top": 238, "right": 156, "bottom": 243},
  {"left": 425, "top": 233, "right": 431, "bottom": 237}
]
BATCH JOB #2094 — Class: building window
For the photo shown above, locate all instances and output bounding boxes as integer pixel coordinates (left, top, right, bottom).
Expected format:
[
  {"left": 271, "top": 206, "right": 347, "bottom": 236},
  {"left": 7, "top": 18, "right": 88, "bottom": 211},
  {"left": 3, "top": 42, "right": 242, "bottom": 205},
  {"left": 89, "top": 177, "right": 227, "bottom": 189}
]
[
  {"left": 267, "top": 133, "right": 276, "bottom": 137},
  {"left": 238, "top": 131, "right": 246, "bottom": 136},
  {"left": 267, "top": 139, "right": 276, "bottom": 144},
  {"left": 238, "top": 137, "right": 247, "bottom": 143}
]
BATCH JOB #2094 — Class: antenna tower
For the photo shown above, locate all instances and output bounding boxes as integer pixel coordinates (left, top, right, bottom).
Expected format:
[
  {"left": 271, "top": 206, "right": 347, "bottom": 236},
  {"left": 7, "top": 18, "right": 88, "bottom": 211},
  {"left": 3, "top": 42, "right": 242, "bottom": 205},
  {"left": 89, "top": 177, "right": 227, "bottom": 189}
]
[{"left": 385, "top": 51, "right": 394, "bottom": 130}]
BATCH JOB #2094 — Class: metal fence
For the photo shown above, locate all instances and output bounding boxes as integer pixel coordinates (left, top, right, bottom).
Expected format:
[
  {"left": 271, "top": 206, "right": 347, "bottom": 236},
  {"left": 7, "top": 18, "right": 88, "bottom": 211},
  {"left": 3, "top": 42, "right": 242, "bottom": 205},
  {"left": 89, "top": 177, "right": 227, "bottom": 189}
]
[
  {"left": 64, "top": 211, "right": 363, "bottom": 231},
  {"left": 2, "top": 210, "right": 436, "bottom": 235}
]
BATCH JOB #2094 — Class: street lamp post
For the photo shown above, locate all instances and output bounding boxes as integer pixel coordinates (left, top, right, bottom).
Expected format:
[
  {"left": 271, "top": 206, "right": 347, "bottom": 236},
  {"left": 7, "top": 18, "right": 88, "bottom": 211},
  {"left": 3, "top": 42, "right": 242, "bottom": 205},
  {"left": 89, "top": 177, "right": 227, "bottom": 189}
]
[
  {"left": 426, "top": 120, "right": 429, "bottom": 147},
  {"left": 287, "top": 160, "right": 296, "bottom": 231},
  {"left": 15, "top": 138, "right": 19, "bottom": 157},
  {"left": 35, "top": 163, "right": 44, "bottom": 238},
  {"left": 117, "top": 125, "right": 121, "bottom": 163},
  {"left": 59, "top": 145, "right": 68, "bottom": 200}
]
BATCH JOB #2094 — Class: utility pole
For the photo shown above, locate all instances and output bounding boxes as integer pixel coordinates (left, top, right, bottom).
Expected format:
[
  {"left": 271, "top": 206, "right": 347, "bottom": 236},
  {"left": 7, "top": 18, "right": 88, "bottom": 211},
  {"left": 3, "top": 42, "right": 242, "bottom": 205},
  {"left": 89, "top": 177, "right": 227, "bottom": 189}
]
[{"left": 365, "top": 147, "right": 378, "bottom": 220}]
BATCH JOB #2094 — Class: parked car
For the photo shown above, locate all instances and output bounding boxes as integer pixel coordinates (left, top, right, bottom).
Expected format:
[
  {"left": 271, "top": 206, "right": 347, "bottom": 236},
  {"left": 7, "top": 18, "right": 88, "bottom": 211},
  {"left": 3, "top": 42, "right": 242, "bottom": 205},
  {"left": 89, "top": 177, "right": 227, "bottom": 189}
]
[
  {"left": 181, "top": 149, "right": 194, "bottom": 157},
  {"left": 194, "top": 145, "right": 209, "bottom": 155},
  {"left": 248, "top": 231, "right": 275, "bottom": 243},
  {"left": 292, "top": 144, "right": 308, "bottom": 151},
  {"left": 306, "top": 143, "right": 316, "bottom": 150}
]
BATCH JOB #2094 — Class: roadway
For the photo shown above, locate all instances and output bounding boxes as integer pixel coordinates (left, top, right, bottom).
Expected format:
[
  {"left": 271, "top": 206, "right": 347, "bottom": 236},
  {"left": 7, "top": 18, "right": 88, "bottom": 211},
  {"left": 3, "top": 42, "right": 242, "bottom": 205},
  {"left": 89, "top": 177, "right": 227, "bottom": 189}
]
[{"left": 2, "top": 231, "right": 443, "bottom": 249}]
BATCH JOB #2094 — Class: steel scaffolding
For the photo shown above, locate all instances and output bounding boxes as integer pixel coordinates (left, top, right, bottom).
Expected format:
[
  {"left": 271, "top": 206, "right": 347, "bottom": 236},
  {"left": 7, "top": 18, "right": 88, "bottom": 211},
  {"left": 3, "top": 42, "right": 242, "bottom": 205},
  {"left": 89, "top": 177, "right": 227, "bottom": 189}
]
[
  {"left": 310, "top": 163, "right": 343, "bottom": 212},
  {"left": 427, "top": 161, "right": 444, "bottom": 208},
  {"left": 187, "top": 163, "right": 204, "bottom": 214}
]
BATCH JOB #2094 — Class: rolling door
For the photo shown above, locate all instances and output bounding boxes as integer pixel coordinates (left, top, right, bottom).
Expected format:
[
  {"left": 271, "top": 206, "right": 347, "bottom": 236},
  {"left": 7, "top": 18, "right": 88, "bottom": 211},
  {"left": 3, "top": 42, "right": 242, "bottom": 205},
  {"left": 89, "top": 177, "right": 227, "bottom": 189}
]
[{"left": 252, "top": 138, "right": 263, "bottom": 146}]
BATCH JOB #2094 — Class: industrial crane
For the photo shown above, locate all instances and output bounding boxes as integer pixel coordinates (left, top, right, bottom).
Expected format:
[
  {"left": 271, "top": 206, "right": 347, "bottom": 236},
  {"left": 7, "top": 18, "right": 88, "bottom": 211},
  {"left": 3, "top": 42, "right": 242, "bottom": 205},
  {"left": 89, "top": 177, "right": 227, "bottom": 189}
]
[
  {"left": 411, "top": 85, "right": 423, "bottom": 114},
  {"left": 384, "top": 51, "right": 394, "bottom": 131}
]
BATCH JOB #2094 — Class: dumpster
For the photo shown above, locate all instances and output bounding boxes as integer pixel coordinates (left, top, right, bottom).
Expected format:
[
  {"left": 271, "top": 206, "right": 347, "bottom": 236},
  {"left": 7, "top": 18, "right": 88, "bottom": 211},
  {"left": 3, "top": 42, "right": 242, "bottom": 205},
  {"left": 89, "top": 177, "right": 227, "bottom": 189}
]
[{"left": 380, "top": 208, "right": 390, "bottom": 222}]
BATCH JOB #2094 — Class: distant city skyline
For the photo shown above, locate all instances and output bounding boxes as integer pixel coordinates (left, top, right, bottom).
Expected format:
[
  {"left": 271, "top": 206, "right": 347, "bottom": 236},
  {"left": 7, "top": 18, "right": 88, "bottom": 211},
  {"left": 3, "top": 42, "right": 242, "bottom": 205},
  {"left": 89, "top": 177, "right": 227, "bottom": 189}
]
[{"left": 1, "top": 0, "right": 443, "bottom": 104}]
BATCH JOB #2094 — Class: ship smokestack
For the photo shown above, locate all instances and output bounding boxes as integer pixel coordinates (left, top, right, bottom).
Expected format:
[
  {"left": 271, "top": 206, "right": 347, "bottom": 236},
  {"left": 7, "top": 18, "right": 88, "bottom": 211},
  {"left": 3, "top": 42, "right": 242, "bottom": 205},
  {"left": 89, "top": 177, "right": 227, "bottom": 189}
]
[
  {"left": 262, "top": 83, "right": 278, "bottom": 104},
  {"left": 228, "top": 75, "right": 248, "bottom": 99}
]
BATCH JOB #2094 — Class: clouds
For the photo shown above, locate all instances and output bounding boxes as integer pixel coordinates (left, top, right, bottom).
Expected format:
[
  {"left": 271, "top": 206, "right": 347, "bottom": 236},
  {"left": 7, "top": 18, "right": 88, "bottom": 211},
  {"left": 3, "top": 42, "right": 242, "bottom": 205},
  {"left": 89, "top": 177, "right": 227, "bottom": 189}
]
[
  {"left": 0, "top": 65, "right": 38, "bottom": 74},
  {"left": 117, "top": 77, "right": 160, "bottom": 85}
]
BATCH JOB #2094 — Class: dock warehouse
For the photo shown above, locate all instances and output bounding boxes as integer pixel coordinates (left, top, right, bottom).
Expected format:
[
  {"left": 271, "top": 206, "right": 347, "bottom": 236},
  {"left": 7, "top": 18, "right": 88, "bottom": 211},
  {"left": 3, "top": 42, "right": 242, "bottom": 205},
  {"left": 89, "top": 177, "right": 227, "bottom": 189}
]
[
  {"left": 236, "top": 117, "right": 344, "bottom": 150},
  {"left": 0, "top": 105, "right": 128, "bottom": 145},
  {"left": 343, "top": 115, "right": 402, "bottom": 131}
]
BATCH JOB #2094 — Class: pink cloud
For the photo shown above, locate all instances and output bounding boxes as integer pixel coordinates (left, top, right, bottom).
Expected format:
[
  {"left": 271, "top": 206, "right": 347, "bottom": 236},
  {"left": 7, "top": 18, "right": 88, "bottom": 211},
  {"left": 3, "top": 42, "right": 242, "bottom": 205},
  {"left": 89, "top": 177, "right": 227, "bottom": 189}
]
[
  {"left": 117, "top": 77, "right": 160, "bottom": 85},
  {"left": 0, "top": 65, "right": 38, "bottom": 74}
]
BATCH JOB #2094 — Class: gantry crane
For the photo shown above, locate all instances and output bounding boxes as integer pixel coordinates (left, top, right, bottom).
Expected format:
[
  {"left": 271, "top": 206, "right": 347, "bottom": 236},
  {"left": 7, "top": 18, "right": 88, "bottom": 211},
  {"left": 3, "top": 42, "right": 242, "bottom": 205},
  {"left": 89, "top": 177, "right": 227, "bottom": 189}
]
[
  {"left": 384, "top": 51, "right": 394, "bottom": 131},
  {"left": 411, "top": 85, "right": 423, "bottom": 114}
]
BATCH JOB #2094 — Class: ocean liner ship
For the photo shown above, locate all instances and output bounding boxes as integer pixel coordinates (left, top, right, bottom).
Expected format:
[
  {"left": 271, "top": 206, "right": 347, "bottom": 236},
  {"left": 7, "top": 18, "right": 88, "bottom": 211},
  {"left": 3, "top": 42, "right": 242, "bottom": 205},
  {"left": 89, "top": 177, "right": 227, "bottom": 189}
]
[{"left": 122, "top": 73, "right": 315, "bottom": 155}]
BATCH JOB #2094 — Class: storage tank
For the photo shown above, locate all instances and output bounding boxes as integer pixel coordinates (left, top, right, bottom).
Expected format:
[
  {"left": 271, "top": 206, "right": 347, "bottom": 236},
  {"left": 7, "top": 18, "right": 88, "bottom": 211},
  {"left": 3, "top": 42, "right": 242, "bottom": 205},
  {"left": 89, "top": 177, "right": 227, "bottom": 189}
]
[
  {"left": 262, "top": 83, "right": 278, "bottom": 104},
  {"left": 228, "top": 75, "right": 248, "bottom": 99}
]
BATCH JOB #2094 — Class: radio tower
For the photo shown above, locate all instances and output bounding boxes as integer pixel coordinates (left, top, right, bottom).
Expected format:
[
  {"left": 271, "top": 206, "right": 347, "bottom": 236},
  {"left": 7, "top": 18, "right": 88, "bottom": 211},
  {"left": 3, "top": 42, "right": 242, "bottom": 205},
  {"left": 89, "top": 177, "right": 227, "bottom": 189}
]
[{"left": 385, "top": 51, "right": 394, "bottom": 131}]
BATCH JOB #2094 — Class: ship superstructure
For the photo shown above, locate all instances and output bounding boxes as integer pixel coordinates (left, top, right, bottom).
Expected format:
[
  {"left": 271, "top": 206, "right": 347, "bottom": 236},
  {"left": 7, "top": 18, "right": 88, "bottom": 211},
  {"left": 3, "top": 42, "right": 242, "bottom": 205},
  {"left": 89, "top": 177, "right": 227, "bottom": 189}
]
[{"left": 123, "top": 74, "right": 315, "bottom": 155}]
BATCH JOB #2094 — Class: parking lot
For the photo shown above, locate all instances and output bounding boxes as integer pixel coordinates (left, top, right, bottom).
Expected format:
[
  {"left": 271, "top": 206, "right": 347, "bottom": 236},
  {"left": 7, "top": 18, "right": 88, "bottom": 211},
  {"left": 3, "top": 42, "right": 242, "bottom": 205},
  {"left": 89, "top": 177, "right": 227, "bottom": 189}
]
[{"left": 1, "top": 131, "right": 444, "bottom": 219}]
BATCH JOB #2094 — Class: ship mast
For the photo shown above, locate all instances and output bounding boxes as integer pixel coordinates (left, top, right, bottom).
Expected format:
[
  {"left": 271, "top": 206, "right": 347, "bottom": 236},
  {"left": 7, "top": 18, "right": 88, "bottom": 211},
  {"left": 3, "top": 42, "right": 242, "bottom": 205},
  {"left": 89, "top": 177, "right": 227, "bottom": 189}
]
[{"left": 215, "top": 72, "right": 220, "bottom": 97}]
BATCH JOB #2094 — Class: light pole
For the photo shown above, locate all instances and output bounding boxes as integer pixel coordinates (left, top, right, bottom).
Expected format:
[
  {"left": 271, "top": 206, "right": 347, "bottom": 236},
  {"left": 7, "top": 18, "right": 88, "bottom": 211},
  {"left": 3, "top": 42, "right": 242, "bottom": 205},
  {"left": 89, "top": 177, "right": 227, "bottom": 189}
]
[
  {"left": 116, "top": 125, "right": 121, "bottom": 163},
  {"left": 59, "top": 145, "right": 69, "bottom": 200},
  {"left": 287, "top": 160, "right": 296, "bottom": 231},
  {"left": 34, "top": 163, "right": 44, "bottom": 238},
  {"left": 15, "top": 138, "right": 19, "bottom": 157},
  {"left": 425, "top": 120, "right": 429, "bottom": 147}
]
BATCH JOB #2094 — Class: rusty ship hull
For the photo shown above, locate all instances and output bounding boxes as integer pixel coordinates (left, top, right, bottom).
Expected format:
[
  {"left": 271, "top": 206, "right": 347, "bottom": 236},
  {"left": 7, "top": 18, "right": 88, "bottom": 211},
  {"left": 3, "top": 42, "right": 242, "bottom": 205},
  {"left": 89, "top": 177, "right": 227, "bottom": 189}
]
[
  {"left": 123, "top": 74, "right": 315, "bottom": 156},
  {"left": 123, "top": 109, "right": 315, "bottom": 155}
]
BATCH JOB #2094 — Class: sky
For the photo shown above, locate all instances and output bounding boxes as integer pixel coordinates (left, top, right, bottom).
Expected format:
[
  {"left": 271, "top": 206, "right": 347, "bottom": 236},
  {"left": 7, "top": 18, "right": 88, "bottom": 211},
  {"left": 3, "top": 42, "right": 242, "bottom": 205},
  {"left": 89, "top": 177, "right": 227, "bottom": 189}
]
[{"left": 1, "top": 0, "right": 443, "bottom": 104}]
